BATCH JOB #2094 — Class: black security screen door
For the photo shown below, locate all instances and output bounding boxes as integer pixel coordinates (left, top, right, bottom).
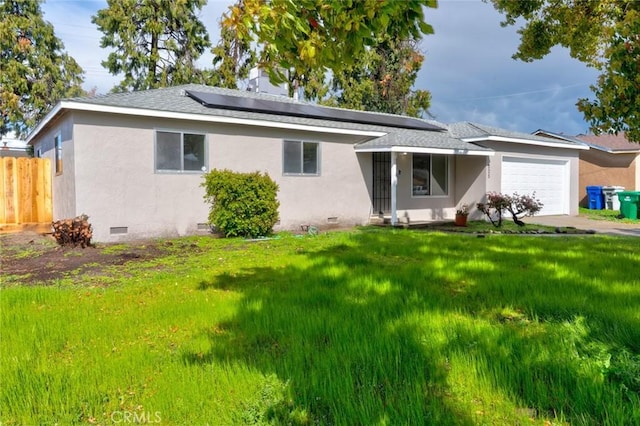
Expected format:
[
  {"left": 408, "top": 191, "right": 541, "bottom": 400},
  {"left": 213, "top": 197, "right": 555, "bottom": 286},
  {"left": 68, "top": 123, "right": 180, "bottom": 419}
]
[{"left": 372, "top": 152, "right": 391, "bottom": 214}]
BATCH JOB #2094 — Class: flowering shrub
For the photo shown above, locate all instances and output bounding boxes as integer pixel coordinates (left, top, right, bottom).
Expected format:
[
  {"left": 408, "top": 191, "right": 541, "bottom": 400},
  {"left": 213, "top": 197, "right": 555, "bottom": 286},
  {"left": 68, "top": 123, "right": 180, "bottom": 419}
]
[{"left": 477, "top": 192, "right": 543, "bottom": 227}]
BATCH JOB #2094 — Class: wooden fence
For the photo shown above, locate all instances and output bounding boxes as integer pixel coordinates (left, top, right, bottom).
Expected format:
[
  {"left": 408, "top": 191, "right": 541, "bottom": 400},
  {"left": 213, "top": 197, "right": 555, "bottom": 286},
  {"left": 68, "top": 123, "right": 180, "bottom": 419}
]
[{"left": 0, "top": 157, "right": 52, "bottom": 232}]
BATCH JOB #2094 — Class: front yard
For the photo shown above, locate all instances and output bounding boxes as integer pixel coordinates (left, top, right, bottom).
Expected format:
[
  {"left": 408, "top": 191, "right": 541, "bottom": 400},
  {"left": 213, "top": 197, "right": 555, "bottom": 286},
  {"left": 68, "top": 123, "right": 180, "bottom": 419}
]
[{"left": 1, "top": 228, "right": 639, "bottom": 425}]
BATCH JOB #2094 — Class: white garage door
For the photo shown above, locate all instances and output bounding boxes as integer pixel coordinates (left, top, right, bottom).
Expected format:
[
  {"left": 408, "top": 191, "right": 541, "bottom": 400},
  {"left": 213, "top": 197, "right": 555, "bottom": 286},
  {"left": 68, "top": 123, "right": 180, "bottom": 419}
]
[{"left": 501, "top": 157, "right": 569, "bottom": 216}]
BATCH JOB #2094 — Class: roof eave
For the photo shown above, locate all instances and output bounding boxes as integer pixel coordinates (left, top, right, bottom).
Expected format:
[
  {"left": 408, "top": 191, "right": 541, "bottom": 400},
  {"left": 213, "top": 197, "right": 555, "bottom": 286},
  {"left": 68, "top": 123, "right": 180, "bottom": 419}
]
[
  {"left": 26, "top": 100, "right": 388, "bottom": 143},
  {"left": 587, "top": 145, "right": 640, "bottom": 154},
  {"left": 354, "top": 145, "right": 494, "bottom": 156},
  {"left": 463, "top": 135, "right": 589, "bottom": 150},
  {"left": 26, "top": 102, "right": 65, "bottom": 144}
]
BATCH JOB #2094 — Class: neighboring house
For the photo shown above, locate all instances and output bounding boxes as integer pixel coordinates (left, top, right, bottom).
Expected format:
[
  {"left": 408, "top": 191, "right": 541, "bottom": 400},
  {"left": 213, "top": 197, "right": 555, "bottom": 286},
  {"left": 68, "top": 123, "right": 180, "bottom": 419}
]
[
  {"left": 534, "top": 130, "right": 640, "bottom": 206},
  {"left": 0, "top": 132, "right": 30, "bottom": 157},
  {"left": 27, "top": 85, "right": 586, "bottom": 242}
]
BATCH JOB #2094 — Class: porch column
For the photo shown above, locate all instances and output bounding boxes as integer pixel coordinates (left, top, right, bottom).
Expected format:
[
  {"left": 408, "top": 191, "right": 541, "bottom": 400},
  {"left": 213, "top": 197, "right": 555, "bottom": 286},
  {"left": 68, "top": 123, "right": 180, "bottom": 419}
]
[{"left": 391, "top": 151, "right": 398, "bottom": 226}]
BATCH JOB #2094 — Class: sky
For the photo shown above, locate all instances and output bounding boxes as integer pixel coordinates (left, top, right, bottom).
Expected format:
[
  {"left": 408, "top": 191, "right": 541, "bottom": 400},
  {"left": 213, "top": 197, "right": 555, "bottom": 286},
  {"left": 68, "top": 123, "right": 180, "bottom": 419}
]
[{"left": 40, "top": 0, "right": 601, "bottom": 136}]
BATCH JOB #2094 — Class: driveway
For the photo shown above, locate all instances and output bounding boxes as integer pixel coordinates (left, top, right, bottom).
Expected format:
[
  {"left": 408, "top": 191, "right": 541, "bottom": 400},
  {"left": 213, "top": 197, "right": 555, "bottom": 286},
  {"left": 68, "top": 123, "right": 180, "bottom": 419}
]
[{"left": 526, "top": 215, "right": 640, "bottom": 237}]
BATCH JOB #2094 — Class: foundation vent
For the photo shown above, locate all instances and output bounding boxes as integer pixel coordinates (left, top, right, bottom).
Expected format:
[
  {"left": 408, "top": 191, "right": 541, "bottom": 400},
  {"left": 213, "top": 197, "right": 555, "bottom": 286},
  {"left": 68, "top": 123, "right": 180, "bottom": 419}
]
[{"left": 110, "top": 227, "right": 128, "bottom": 235}]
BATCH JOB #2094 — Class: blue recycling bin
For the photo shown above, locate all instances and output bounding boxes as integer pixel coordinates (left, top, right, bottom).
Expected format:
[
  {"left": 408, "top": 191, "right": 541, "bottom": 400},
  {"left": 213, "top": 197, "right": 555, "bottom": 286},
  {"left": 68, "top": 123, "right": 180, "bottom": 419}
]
[{"left": 586, "top": 186, "right": 604, "bottom": 209}]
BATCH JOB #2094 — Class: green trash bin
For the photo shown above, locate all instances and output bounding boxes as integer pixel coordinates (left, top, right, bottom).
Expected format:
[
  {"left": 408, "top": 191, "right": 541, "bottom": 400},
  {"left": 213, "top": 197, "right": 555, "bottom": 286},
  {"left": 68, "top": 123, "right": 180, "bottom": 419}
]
[{"left": 617, "top": 191, "right": 640, "bottom": 219}]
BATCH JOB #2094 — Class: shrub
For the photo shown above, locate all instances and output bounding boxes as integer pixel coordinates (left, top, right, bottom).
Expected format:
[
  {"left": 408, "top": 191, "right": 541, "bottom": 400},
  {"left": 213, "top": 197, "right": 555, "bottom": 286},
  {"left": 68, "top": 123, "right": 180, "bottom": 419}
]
[
  {"left": 202, "top": 169, "right": 280, "bottom": 238},
  {"left": 477, "top": 192, "right": 543, "bottom": 227}
]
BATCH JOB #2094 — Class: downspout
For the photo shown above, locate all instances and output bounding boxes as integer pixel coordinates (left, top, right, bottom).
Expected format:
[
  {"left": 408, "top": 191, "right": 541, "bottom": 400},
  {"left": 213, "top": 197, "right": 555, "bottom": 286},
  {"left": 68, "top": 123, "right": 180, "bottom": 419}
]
[{"left": 391, "top": 151, "right": 398, "bottom": 226}]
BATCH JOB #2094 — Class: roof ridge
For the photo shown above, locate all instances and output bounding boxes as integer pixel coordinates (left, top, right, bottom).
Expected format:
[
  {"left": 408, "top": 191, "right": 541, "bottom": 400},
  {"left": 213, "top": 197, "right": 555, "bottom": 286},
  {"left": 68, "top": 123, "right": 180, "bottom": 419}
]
[{"left": 465, "top": 122, "right": 491, "bottom": 135}]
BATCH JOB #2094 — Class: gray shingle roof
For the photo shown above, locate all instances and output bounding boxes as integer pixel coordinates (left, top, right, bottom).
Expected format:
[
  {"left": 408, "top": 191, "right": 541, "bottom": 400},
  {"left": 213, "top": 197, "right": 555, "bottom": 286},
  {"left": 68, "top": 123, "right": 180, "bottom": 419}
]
[
  {"left": 354, "top": 128, "right": 492, "bottom": 152},
  {"left": 449, "top": 122, "right": 586, "bottom": 147},
  {"left": 533, "top": 129, "right": 587, "bottom": 145},
  {"left": 62, "top": 84, "right": 493, "bottom": 152},
  {"left": 68, "top": 84, "right": 442, "bottom": 135},
  {"left": 56, "top": 86, "right": 581, "bottom": 153}
]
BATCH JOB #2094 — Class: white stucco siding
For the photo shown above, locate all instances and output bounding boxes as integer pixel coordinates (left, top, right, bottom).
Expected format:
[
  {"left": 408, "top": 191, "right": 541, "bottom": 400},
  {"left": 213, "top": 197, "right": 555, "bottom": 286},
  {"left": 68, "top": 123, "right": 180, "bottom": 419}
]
[
  {"left": 211, "top": 126, "right": 372, "bottom": 230},
  {"left": 31, "top": 115, "right": 77, "bottom": 220},
  {"left": 69, "top": 113, "right": 373, "bottom": 241},
  {"left": 73, "top": 114, "right": 210, "bottom": 241},
  {"left": 454, "top": 155, "right": 488, "bottom": 219},
  {"left": 277, "top": 142, "right": 371, "bottom": 229},
  {"left": 393, "top": 153, "right": 456, "bottom": 222},
  {"left": 385, "top": 153, "right": 488, "bottom": 222}
]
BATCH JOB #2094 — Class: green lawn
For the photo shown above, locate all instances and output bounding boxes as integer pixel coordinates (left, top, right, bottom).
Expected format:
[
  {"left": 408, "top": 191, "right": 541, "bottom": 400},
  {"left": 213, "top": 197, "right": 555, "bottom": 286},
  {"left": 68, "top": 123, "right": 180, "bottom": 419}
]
[
  {"left": 579, "top": 206, "right": 639, "bottom": 223},
  {"left": 2, "top": 228, "right": 639, "bottom": 425}
]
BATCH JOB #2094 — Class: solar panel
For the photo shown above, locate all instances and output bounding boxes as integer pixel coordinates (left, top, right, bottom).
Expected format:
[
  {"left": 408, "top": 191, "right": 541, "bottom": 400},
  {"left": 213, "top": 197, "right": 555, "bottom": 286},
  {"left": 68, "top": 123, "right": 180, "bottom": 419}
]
[{"left": 185, "top": 90, "right": 442, "bottom": 131}]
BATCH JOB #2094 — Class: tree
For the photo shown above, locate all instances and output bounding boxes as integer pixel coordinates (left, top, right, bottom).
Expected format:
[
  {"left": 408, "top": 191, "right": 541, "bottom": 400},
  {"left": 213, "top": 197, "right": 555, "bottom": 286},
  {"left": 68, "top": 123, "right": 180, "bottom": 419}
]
[
  {"left": 92, "top": 0, "right": 211, "bottom": 92},
  {"left": 212, "top": 1, "right": 329, "bottom": 99},
  {"left": 477, "top": 192, "right": 543, "bottom": 227},
  {"left": 0, "top": 0, "right": 84, "bottom": 138},
  {"left": 490, "top": 0, "right": 640, "bottom": 142},
  {"left": 323, "top": 34, "right": 431, "bottom": 117},
  {"left": 222, "top": 0, "right": 437, "bottom": 85},
  {"left": 208, "top": 17, "right": 255, "bottom": 90}
]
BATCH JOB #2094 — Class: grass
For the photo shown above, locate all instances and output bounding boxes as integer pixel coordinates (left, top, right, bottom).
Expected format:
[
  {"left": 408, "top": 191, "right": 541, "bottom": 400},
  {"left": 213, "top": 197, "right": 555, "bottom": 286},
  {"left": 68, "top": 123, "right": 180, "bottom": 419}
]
[
  {"left": 1, "top": 229, "right": 639, "bottom": 425},
  {"left": 579, "top": 206, "right": 639, "bottom": 223}
]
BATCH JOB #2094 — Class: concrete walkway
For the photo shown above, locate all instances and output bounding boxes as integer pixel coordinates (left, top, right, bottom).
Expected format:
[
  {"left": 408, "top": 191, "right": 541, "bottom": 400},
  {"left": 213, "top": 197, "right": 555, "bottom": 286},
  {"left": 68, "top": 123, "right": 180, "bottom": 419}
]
[{"left": 525, "top": 215, "right": 640, "bottom": 237}]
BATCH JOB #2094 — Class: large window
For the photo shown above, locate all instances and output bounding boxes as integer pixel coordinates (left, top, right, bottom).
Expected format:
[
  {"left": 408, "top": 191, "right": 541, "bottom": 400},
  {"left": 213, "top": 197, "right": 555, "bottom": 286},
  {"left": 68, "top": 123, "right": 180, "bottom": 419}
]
[
  {"left": 155, "top": 131, "right": 206, "bottom": 172},
  {"left": 283, "top": 140, "right": 319, "bottom": 175},
  {"left": 412, "top": 154, "right": 448, "bottom": 196},
  {"left": 54, "top": 133, "right": 62, "bottom": 175}
]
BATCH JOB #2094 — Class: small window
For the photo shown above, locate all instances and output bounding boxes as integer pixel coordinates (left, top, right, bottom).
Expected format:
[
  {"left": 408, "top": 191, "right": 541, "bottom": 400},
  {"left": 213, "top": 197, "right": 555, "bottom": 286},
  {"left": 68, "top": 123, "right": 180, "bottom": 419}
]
[
  {"left": 54, "top": 133, "right": 62, "bottom": 175},
  {"left": 412, "top": 154, "right": 449, "bottom": 196},
  {"left": 155, "top": 131, "right": 206, "bottom": 172},
  {"left": 283, "top": 140, "right": 319, "bottom": 175}
]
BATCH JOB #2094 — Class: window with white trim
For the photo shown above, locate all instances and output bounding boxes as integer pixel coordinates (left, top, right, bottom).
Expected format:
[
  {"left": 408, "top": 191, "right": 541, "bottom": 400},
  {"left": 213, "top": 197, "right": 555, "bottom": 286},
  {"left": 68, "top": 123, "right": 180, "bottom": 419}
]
[
  {"left": 283, "top": 140, "right": 319, "bottom": 175},
  {"left": 412, "top": 154, "right": 448, "bottom": 196},
  {"left": 54, "top": 133, "right": 62, "bottom": 175},
  {"left": 155, "top": 130, "right": 207, "bottom": 172}
]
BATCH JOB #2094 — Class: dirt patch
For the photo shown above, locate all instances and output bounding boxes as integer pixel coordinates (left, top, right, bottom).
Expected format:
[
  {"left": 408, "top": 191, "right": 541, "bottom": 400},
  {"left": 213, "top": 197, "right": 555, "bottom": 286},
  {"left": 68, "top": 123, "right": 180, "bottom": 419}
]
[{"left": 0, "top": 232, "right": 170, "bottom": 285}]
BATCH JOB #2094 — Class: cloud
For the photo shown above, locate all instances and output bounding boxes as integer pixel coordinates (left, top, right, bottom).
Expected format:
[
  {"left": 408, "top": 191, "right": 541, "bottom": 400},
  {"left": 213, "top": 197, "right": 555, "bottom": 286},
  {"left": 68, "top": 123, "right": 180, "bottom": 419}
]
[
  {"left": 41, "top": 0, "right": 600, "bottom": 135},
  {"left": 419, "top": 0, "right": 600, "bottom": 134}
]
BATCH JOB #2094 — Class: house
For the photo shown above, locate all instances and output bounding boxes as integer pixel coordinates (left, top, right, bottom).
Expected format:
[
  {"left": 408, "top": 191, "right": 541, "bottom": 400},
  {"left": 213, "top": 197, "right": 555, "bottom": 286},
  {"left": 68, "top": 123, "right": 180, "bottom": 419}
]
[
  {"left": 27, "top": 85, "right": 586, "bottom": 242},
  {"left": 534, "top": 130, "right": 640, "bottom": 206},
  {"left": 0, "top": 132, "right": 30, "bottom": 157}
]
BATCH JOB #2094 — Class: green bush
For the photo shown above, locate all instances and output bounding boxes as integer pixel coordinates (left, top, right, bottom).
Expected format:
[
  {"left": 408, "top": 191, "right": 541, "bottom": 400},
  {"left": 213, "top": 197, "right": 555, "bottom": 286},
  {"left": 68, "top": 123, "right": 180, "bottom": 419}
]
[{"left": 202, "top": 169, "right": 280, "bottom": 238}]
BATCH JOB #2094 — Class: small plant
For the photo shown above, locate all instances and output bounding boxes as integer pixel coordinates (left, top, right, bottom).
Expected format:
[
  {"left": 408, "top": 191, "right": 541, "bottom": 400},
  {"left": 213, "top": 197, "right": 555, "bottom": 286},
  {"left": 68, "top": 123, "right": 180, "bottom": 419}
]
[
  {"left": 202, "top": 169, "right": 280, "bottom": 238},
  {"left": 477, "top": 192, "right": 543, "bottom": 227},
  {"left": 456, "top": 204, "right": 470, "bottom": 216}
]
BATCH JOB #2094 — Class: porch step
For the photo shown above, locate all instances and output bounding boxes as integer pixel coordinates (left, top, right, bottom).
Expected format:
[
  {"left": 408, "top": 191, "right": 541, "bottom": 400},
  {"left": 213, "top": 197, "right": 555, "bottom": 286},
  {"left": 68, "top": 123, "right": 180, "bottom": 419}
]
[{"left": 369, "top": 215, "right": 390, "bottom": 225}]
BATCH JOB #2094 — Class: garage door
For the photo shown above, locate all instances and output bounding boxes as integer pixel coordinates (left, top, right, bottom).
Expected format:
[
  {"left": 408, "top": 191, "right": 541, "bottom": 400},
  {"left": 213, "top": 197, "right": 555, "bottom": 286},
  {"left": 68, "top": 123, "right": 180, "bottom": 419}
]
[{"left": 501, "top": 157, "right": 569, "bottom": 215}]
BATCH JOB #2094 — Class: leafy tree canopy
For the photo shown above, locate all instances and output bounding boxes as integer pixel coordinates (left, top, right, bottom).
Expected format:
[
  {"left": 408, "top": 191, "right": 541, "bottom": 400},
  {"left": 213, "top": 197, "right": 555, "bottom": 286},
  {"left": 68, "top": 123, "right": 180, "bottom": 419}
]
[
  {"left": 0, "top": 0, "right": 84, "bottom": 138},
  {"left": 207, "top": 15, "right": 257, "bottom": 89},
  {"left": 92, "top": 0, "right": 211, "bottom": 92},
  {"left": 222, "top": 0, "right": 437, "bottom": 84},
  {"left": 491, "top": 0, "right": 640, "bottom": 142},
  {"left": 323, "top": 34, "right": 431, "bottom": 117}
]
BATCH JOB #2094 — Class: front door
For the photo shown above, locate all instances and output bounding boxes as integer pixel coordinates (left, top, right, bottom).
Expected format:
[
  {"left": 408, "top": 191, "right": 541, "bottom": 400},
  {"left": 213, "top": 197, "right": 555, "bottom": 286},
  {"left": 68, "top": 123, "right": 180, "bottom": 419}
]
[{"left": 372, "top": 152, "right": 391, "bottom": 214}]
